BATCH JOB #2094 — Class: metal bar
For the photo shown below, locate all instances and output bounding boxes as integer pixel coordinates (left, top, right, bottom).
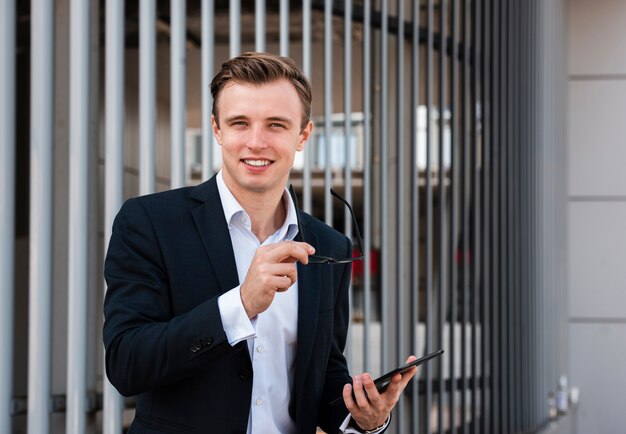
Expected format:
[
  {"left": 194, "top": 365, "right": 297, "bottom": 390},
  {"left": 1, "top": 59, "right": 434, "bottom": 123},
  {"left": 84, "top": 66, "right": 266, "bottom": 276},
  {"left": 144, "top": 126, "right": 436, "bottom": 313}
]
[
  {"left": 502, "top": 0, "right": 511, "bottom": 429},
  {"left": 396, "top": 0, "right": 405, "bottom": 430},
  {"left": 302, "top": 0, "right": 312, "bottom": 214},
  {"left": 28, "top": 0, "right": 55, "bottom": 431},
  {"left": 380, "top": 0, "right": 389, "bottom": 377},
  {"left": 449, "top": 0, "right": 458, "bottom": 432},
  {"left": 504, "top": 1, "right": 517, "bottom": 432},
  {"left": 424, "top": 0, "right": 434, "bottom": 431},
  {"left": 470, "top": 0, "right": 479, "bottom": 432},
  {"left": 140, "top": 0, "right": 156, "bottom": 194},
  {"left": 410, "top": 0, "right": 420, "bottom": 430},
  {"left": 67, "top": 0, "right": 91, "bottom": 432},
  {"left": 459, "top": 0, "right": 471, "bottom": 434},
  {"left": 255, "top": 0, "right": 265, "bottom": 52},
  {"left": 202, "top": 0, "right": 215, "bottom": 181},
  {"left": 511, "top": 3, "right": 520, "bottom": 430},
  {"left": 480, "top": 0, "right": 491, "bottom": 432},
  {"left": 103, "top": 0, "right": 126, "bottom": 432},
  {"left": 343, "top": 0, "right": 353, "bottom": 368},
  {"left": 362, "top": 0, "right": 372, "bottom": 376},
  {"left": 437, "top": 1, "right": 446, "bottom": 433},
  {"left": 324, "top": 0, "right": 333, "bottom": 225},
  {"left": 280, "top": 0, "right": 289, "bottom": 57},
  {"left": 171, "top": 0, "right": 186, "bottom": 188},
  {"left": 490, "top": 0, "right": 501, "bottom": 430},
  {"left": 0, "top": 0, "right": 16, "bottom": 432},
  {"left": 230, "top": 0, "right": 241, "bottom": 58}
]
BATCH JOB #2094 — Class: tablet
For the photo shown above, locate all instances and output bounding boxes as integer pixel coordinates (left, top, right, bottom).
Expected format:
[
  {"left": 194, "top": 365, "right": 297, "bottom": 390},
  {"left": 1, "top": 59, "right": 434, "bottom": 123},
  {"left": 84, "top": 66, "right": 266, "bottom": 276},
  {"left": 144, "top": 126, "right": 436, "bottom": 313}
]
[{"left": 330, "top": 349, "right": 444, "bottom": 406}]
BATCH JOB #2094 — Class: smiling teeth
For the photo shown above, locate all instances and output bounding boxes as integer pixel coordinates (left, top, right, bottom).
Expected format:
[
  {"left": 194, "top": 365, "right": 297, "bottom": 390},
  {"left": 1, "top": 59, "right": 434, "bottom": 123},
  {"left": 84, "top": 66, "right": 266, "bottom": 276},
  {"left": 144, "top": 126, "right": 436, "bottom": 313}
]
[{"left": 244, "top": 160, "right": 271, "bottom": 167}]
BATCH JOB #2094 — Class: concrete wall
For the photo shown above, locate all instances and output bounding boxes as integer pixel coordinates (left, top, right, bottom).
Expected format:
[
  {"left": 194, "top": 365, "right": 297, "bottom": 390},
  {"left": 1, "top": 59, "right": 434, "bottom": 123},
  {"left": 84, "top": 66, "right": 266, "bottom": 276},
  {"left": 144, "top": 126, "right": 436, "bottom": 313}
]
[{"left": 567, "top": 0, "right": 626, "bottom": 433}]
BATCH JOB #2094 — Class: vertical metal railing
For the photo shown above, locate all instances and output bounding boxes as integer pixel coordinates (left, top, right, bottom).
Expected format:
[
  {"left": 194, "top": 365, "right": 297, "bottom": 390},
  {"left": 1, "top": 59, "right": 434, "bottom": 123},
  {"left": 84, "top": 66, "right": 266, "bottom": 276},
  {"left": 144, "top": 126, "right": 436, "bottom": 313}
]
[
  {"left": 470, "top": 0, "right": 480, "bottom": 432},
  {"left": 171, "top": 0, "right": 186, "bottom": 189},
  {"left": 396, "top": 0, "right": 406, "bottom": 431},
  {"left": 302, "top": 0, "right": 312, "bottom": 214},
  {"left": 279, "top": 0, "right": 289, "bottom": 57},
  {"left": 229, "top": 0, "right": 241, "bottom": 57},
  {"left": 324, "top": 0, "right": 333, "bottom": 226},
  {"left": 202, "top": 0, "right": 215, "bottom": 181},
  {"left": 140, "top": 0, "right": 157, "bottom": 194},
  {"left": 0, "top": 1, "right": 16, "bottom": 433},
  {"left": 449, "top": 1, "right": 459, "bottom": 432},
  {"left": 3, "top": 2, "right": 570, "bottom": 433},
  {"left": 436, "top": 2, "right": 447, "bottom": 433},
  {"left": 28, "top": 0, "right": 55, "bottom": 432},
  {"left": 103, "top": 0, "right": 125, "bottom": 433},
  {"left": 409, "top": 1, "right": 420, "bottom": 432},
  {"left": 255, "top": 0, "right": 265, "bottom": 52},
  {"left": 362, "top": 0, "right": 373, "bottom": 377},
  {"left": 424, "top": 2, "right": 434, "bottom": 431},
  {"left": 343, "top": 0, "right": 354, "bottom": 368},
  {"left": 66, "top": 0, "right": 91, "bottom": 431},
  {"left": 480, "top": 0, "right": 491, "bottom": 432}
]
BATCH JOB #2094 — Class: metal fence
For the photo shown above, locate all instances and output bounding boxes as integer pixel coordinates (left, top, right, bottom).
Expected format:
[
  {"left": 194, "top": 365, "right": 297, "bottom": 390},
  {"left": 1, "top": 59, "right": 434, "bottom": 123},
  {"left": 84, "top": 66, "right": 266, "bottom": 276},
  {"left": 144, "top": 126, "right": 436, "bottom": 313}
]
[{"left": 0, "top": 0, "right": 567, "bottom": 433}]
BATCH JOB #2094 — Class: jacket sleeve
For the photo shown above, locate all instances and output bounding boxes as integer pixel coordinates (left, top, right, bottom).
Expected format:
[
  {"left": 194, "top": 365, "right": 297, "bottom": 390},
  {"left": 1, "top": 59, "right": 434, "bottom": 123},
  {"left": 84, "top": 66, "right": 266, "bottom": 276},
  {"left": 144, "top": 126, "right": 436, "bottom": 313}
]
[{"left": 102, "top": 198, "right": 242, "bottom": 397}]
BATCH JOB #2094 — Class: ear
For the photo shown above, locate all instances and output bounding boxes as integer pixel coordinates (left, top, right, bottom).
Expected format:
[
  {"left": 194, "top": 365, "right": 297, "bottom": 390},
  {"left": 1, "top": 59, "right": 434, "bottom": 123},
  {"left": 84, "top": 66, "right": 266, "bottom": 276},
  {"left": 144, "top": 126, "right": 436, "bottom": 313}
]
[
  {"left": 296, "top": 120, "right": 313, "bottom": 152},
  {"left": 211, "top": 115, "right": 222, "bottom": 145}
]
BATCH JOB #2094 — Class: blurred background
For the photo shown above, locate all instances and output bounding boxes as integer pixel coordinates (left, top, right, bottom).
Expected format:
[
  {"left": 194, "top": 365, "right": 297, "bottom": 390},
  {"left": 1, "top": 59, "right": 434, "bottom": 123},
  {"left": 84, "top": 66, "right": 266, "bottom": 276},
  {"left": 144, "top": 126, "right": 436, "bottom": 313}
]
[{"left": 0, "top": 0, "right": 623, "bottom": 433}]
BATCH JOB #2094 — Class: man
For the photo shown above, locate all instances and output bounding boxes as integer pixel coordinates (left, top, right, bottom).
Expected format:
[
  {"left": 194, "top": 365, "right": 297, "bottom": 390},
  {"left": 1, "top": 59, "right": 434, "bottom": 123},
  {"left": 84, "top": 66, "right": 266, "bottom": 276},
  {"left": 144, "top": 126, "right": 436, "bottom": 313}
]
[{"left": 103, "top": 52, "right": 416, "bottom": 434}]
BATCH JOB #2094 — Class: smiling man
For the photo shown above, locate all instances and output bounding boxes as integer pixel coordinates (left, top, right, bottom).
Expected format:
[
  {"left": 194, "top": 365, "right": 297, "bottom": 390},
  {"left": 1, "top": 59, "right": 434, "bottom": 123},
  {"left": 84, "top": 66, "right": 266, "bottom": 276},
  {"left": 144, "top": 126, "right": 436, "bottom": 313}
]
[{"left": 103, "top": 52, "right": 416, "bottom": 434}]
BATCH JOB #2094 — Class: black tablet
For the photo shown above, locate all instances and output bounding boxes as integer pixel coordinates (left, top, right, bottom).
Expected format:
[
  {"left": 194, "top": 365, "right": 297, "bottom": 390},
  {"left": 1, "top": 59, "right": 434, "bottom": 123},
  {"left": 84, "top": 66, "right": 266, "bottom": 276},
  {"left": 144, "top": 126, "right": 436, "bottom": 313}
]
[{"left": 330, "top": 349, "right": 444, "bottom": 406}]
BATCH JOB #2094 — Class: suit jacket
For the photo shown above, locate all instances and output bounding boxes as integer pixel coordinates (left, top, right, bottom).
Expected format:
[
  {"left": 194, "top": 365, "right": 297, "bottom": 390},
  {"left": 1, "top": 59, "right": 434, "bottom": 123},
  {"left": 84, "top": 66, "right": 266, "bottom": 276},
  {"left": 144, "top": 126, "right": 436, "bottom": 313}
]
[{"left": 103, "top": 176, "right": 354, "bottom": 434}]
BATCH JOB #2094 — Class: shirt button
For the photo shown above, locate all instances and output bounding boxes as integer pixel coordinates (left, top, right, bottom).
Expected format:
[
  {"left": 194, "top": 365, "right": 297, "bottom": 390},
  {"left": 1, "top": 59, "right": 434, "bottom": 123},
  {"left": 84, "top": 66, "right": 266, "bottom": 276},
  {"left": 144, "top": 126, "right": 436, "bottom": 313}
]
[
  {"left": 255, "top": 398, "right": 263, "bottom": 406},
  {"left": 256, "top": 345, "right": 264, "bottom": 353}
]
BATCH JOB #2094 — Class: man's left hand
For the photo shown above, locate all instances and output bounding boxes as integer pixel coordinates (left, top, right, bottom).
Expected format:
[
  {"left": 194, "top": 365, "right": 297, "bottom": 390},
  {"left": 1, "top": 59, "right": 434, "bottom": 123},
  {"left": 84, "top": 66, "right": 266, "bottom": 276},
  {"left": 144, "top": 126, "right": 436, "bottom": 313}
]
[{"left": 342, "top": 355, "right": 418, "bottom": 432}]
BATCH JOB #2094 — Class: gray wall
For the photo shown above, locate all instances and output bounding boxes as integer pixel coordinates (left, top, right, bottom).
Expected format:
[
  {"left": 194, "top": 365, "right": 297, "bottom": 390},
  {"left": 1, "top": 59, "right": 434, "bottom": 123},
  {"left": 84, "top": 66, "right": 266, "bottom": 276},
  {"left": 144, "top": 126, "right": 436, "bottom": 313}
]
[{"left": 567, "top": 0, "right": 626, "bottom": 433}]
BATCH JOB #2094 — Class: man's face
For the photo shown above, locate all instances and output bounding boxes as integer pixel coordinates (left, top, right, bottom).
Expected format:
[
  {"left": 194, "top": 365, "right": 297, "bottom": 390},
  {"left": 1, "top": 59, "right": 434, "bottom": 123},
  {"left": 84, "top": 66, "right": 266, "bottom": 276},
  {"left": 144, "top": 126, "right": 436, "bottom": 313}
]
[{"left": 212, "top": 78, "right": 313, "bottom": 197}]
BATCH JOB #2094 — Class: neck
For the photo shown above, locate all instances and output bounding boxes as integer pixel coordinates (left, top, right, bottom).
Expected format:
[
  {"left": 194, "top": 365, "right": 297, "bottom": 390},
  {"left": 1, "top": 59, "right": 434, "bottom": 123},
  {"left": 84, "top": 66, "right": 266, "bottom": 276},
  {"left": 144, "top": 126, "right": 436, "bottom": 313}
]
[{"left": 223, "top": 178, "right": 287, "bottom": 244}]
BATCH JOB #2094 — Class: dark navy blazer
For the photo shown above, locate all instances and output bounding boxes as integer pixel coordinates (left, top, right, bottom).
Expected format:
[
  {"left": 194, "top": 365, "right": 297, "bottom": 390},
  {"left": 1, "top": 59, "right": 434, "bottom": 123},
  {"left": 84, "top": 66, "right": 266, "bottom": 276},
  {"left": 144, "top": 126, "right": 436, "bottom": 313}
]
[{"left": 103, "top": 176, "right": 353, "bottom": 434}]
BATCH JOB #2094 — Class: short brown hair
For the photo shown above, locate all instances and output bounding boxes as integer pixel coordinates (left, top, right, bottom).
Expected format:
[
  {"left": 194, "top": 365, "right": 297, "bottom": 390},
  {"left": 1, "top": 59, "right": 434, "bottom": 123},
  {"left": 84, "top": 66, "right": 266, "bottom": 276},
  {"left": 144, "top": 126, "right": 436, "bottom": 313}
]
[{"left": 210, "top": 52, "right": 312, "bottom": 130}]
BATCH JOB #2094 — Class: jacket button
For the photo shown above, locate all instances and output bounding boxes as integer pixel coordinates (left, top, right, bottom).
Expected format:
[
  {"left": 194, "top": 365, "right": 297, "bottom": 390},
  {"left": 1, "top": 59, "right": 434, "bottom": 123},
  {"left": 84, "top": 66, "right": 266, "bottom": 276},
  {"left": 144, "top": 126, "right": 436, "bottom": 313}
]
[
  {"left": 239, "top": 369, "right": 251, "bottom": 380},
  {"left": 204, "top": 337, "right": 213, "bottom": 346},
  {"left": 190, "top": 343, "right": 201, "bottom": 353}
]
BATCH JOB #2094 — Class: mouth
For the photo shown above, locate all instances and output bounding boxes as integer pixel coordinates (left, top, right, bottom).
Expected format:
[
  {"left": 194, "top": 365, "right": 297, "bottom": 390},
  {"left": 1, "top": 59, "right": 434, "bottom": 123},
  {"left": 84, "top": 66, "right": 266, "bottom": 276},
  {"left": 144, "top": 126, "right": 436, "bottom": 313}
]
[{"left": 242, "top": 159, "right": 273, "bottom": 167}]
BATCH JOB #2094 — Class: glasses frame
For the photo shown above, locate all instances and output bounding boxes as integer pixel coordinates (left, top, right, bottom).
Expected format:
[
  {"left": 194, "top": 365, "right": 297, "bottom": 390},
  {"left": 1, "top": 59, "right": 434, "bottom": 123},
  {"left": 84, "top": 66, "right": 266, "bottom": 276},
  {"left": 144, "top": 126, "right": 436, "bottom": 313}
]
[{"left": 289, "top": 184, "right": 365, "bottom": 264}]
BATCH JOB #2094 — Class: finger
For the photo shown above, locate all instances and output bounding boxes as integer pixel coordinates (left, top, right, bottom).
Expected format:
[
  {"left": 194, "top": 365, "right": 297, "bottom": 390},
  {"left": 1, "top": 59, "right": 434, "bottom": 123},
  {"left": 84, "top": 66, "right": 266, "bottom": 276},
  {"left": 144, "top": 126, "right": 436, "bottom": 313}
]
[
  {"left": 263, "top": 241, "right": 314, "bottom": 264},
  {"left": 262, "top": 263, "right": 298, "bottom": 285},
  {"left": 352, "top": 375, "right": 371, "bottom": 409},
  {"left": 362, "top": 373, "right": 381, "bottom": 403},
  {"left": 275, "top": 278, "right": 293, "bottom": 292},
  {"left": 342, "top": 383, "right": 356, "bottom": 410}
]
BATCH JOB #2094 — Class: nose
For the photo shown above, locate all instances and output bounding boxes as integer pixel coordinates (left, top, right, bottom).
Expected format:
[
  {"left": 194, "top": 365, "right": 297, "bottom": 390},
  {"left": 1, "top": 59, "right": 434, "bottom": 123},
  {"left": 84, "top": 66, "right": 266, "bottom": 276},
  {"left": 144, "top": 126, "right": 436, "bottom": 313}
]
[{"left": 247, "top": 125, "right": 268, "bottom": 150}]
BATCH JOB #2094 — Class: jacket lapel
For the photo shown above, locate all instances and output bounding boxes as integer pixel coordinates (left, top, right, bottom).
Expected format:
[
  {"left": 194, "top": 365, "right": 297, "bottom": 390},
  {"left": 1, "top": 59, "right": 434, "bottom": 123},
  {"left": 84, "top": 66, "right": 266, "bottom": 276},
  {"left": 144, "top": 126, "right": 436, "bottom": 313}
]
[
  {"left": 292, "top": 219, "right": 322, "bottom": 419},
  {"left": 189, "top": 176, "right": 240, "bottom": 293}
]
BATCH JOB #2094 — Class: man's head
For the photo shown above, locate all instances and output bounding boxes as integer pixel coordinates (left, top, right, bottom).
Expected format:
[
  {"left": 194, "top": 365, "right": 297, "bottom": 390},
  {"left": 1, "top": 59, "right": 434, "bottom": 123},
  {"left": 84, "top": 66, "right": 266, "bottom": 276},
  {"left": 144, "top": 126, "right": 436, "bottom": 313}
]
[{"left": 210, "top": 52, "right": 312, "bottom": 131}]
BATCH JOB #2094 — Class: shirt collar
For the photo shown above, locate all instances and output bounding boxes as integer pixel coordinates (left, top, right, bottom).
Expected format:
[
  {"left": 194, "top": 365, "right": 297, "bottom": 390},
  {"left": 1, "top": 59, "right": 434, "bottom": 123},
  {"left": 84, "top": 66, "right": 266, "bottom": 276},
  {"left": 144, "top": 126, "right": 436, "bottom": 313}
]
[{"left": 216, "top": 171, "right": 299, "bottom": 242}]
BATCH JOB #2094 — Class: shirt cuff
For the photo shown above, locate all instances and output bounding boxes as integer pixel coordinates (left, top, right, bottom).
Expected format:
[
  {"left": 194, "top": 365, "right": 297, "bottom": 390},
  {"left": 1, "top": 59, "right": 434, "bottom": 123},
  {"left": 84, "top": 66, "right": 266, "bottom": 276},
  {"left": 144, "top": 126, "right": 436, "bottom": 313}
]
[
  {"left": 339, "top": 414, "right": 390, "bottom": 434},
  {"left": 217, "top": 286, "right": 256, "bottom": 346}
]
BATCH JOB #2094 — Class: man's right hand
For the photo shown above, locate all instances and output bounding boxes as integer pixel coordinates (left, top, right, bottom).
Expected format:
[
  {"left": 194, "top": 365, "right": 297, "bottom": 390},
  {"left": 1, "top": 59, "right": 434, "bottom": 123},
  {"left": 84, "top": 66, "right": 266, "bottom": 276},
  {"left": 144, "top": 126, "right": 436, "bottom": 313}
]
[{"left": 240, "top": 241, "right": 315, "bottom": 319}]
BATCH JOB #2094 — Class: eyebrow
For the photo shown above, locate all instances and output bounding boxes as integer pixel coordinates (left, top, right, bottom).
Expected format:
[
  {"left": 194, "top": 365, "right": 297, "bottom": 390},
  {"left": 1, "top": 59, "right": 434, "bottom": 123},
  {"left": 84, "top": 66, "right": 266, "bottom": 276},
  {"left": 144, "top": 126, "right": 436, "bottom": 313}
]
[{"left": 223, "top": 114, "right": 294, "bottom": 127}]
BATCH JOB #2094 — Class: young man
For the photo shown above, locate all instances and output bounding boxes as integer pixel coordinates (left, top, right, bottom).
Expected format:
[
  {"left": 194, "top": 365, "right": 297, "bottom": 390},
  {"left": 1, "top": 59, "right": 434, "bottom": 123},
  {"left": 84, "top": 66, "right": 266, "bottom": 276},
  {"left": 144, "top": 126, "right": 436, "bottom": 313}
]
[{"left": 103, "top": 52, "right": 416, "bottom": 434}]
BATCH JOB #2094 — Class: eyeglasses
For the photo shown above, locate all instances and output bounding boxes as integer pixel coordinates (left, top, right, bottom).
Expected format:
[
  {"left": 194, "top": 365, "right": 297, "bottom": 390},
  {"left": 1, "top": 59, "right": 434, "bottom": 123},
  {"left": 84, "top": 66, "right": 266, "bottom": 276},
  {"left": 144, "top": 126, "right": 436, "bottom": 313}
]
[{"left": 289, "top": 184, "right": 364, "bottom": 264}]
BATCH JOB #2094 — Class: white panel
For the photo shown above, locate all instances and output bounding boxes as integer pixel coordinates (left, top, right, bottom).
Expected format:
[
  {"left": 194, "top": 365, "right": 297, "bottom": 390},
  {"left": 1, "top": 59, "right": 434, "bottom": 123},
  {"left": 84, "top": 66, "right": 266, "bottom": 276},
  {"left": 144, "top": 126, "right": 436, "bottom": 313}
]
[
  {"left": 569, "top": 323, "right": 626, "bottom": 433},
  {"left": 569, "top": 202, "right": 626, "bottom": 318},
  {"left": 568, "top": 0, "right": 626, "bottom": 75},
  {"left": 568, "top": 80, "right": 626, "bottom": 196}
]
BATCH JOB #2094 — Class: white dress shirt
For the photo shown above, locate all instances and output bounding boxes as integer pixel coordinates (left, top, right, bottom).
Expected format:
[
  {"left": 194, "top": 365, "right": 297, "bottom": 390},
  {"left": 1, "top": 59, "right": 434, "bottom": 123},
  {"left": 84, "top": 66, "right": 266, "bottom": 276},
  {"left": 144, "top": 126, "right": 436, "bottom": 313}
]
[{"left": 215, "top": 171, "right": 387, "bottom": 434}]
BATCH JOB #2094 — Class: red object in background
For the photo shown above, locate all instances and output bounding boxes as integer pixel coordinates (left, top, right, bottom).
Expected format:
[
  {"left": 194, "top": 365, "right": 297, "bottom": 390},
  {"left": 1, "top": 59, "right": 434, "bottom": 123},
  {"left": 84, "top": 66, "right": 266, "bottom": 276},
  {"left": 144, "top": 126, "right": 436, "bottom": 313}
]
[
  {"left": 455, "top": 249, "right": 472, "bottom": 265},
  {"left": 352, "top": 248, "right": 379, "bottom": 278}
]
